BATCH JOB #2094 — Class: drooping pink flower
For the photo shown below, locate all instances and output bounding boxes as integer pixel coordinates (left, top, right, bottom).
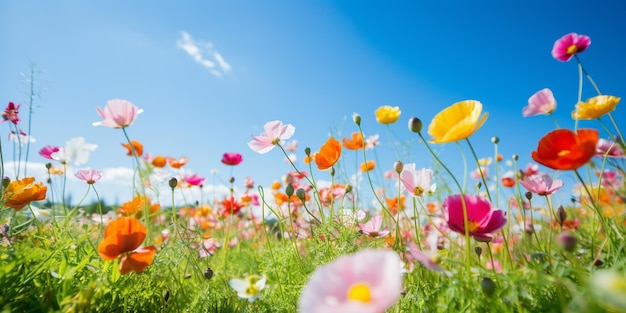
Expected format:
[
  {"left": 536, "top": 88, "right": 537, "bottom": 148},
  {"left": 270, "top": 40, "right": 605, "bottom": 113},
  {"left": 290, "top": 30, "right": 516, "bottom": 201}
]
[
  {"left": 2, "top": 102, "right": 20, "bottom": 125},
  {"left": 520, "top": 173, "right": 564, "bottom": 196},
  {"left": 400, "top": 164, "right": 436, "bottom": 197},
  {"left": 92, "top": 99, "right": 143, "bottom": 128},
  {"left": 551, "top": 33, "right": 591, "bottom": 62},
  {"left": 600, "top": 169, "right": 623, "bottom": 187},
  {"left": 443, "top": 194, "right": 507, "bottom": 242},
  {"left": 596, "top": 138, "right": 625, "bottom": 158},
  {"left": 298, "top": 249, "right": 403, "bottom": 313},
  {"left": 524, "top": 163, "right": 539, "bottom": 176},
  {"left": 39, "top": 146, "right": 60, "bottom": 160},
  {"left": 247, "top": 120, "right": 296, "bottom": 154},
  {"left": 406, "top": 242, "right": 448, "bottom": 274},
  {"left": 75, "top": 168, "right": 103, "bottom": 184},
  {"left": 358, "top": 215, "right": 390, "bottom": 238},
  {"left": 523, "top": 88, "right": 556, "bottom": 117},
  {"left": 184, "top": 174, "right": 205, "bottom": 186},
  {"left": 221, "top": 152, "right": 243, "bottom": 166}
]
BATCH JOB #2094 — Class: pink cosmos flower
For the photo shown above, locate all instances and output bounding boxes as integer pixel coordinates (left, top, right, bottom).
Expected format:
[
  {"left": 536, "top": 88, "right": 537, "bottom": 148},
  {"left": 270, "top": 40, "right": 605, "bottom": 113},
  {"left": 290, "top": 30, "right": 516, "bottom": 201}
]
[
  {"left": 523, "top": 88, "right": 557, "bottom": 117},
  {"left": 92, "top": 99, "right": 143, "bottom": 128},
  {"left": 39, "top": 146, "right": 60, "bottom": 160},
  {"left": 596, "top": 138, "right": 625, "bottom": 158},
  {"left": 406, "top": 242, "right": 448, "bottom": 274},
  {"left": 221, "top": 152, "right": 243, "bottom": 166},
  {"left": 184, "top": 174, "right": 205, "bottom": 186},
  {"left": 2, "top": 102, "right": 20, "bottom": 125},
  {"left": 443, "top": 194, "right": 507, "bottom": 242},
  {"left": 298, "top": 249, "right": 403, "bottom": 313},
  {"left": 600, "top": 170, "right": 623, "bottom": 187},
  {"left": 519, "top": 173, "right": 564, "bottom": 196},
  {"left": 75, "top": 168, "right": 103, "bottom": 184},
  {"left": 470, "top": 166, "right": 489, "bottom": 180},
  {"left": 551, "top": 33, "right": 591, "bottom": 62},
  {"left": 244, "top": 176, "right": 255, "bottom": 189},
  {"left": 400, "top": 164, "right": 436, "bottom": 197},
  {"left": 358, "top": 215, "right": 390, "bottom": 238},
  {"left": 365, "top": 134, "right": 380, "bottom": 150},
  {"left": 248, "top": 120, "right": 296, "bottom": 154}
]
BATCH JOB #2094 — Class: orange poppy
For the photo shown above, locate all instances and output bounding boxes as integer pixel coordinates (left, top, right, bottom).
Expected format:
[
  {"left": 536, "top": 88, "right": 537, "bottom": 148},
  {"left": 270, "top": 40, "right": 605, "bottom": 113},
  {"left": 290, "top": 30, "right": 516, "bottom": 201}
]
[
  {"left": 168, "top": 156, "right": 188, "bottom": 168},
  {"left": 531, "top": 129, "right": 598, "bottom": 170},
  {"left": 304, "top": 153, "right": 315, "bottom": 164},
  {"left": 118, "top": 196, "right": 160, "bottom": 218},
  {"left": 4, "top": 177, "right": 47, "bottom": 210},
  {"left": 386, "top": 195, "right": 406, "bottom": 214},
  {"left": 360, "top": 160, "right": 376, "bottom": 172},
  {"left": 271, "top": 181, "right": 282, "bottom": 190},
  {"left": 315, "top": 137, "right": 342, "bottom": 170},
  {"left": 97, "top": 217, "right": 156, "bottom": 275},
  {"left": 151, "top": 155, "right": 167, "bottom": 168},
  {"left": 342, "top": 132, "right": 364, "bottom": 150},
  {"left": 122, "top": 140, "right": 143, "bottom": 157},
  {"left": 501, "top": 177, "right": 516, "bottom": 188}
]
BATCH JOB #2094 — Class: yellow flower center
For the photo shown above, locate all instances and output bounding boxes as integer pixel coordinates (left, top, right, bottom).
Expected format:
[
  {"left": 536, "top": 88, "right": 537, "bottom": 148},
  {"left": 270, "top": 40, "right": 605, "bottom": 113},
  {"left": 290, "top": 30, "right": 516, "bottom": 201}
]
[
  {"left": 558, "top": 150, "right": 571, "bottom": 157},
  {"left": 413, "top": 186, "right": 425, "bottom": 197},
  {"left": 347, "top": 283, "right": 372, "bottom": 303},
  {"left": 245, "top": 284, "right": 259, "bottom": 296},
  {"left": 566, "top": 44, "right": 578, "bottom": 55},
  {"left": 468, "top": 220, "right": 480, "bottom": 232}
]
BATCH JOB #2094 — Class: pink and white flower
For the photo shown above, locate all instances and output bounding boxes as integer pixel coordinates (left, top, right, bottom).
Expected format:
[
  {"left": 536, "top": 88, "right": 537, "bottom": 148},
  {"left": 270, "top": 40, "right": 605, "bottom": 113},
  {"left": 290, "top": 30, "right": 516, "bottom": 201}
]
[
  {"left": 358, "top": 215, "right": 389, "bottom": 238},
  {"left": 400, "top": 164, "right": 436, "bottom": 197},
  {"left": 523, "top": 88, "right": 557, "bottom": 117},
  {"left": 519, "top": 173, "right": 564, "bottom": 196},
  {"left": 247, "top": 120, "right": 295, "bottom": 154},
  {"left": 92, "top": 99, "right": 143, "bottom": 128},
  {"left": 75, "top": 168, "right": 103, "bottom": 184}
]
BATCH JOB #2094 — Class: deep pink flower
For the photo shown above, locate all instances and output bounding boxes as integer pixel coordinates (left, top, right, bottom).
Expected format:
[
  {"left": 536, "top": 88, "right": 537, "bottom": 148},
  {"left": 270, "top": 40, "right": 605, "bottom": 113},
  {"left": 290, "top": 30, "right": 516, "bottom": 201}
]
[
  {"left": 92, "top": 99, "right": 143, "bottom": 128},
  {"left": 358, "top": 215, "right": 390, "bottom": 238},
  {"left": 552, "top": 33, "right": 591, "bottom": 62},
  {"left": 221, "top": 152, "right": 243, "bottom": 166},
  {"left": 298, "top": 249, "right": 403, "bottom": 313},
  {"left": 443, "top": 194, "right": 507, "bottom": 242},
  {"left": 596, "top": 138, "right": 625, "bottom": 158},
  {"left": 184, "top": 174, "right": 205, "bottom": 186},
  {"left": 2, "top": 102, "right": 20, "bottom": 125},
  {"left": 248, "top": 120, "right": 296, "bottom": 154},
  {"left": 520, "top": 173, "right": 563, "bottom": 196},
  {"left": 39, "top": 146, "right": 60, "bottom": 160},
  {"left": 523, "top": 88, "right": 556, "bottom": 117},
  {"left": 75, "top": 168, "right": 103, "bottom": 184}
]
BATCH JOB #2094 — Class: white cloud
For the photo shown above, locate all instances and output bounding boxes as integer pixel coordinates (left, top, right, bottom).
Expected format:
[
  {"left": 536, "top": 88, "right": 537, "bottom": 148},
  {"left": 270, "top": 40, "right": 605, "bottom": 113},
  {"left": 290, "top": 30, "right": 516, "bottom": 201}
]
[{"left": 177, "top": 31, "right": 231, "bottom": 77}]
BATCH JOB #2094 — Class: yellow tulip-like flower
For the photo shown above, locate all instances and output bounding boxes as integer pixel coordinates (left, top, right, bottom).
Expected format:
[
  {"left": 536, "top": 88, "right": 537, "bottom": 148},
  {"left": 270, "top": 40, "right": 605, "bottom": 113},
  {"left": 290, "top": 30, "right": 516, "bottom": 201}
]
[
  {"left": 428, "top": 100, "right": 488, "bottom": 144},
  {"left": 375, "top": 105, "right": 401, "bottom": 124},
  {"left": 4, "top": 177, "right": 48, "bottom": 210},
  {"left": 572, "top": 95, "right": 620, "bottom": 120}
]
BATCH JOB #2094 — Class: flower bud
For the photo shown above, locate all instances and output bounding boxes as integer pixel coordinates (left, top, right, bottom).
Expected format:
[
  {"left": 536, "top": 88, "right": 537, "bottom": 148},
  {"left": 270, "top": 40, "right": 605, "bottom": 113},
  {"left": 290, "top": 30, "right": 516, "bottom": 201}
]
[
  {"left": 203, "top": 267, "right": 214, "bottom": 280},
  {"left": 476, "top": 181, "right": 482, "bottom": 190},
  {"left": 304, "top": 147, "right": 311, "bottom": 156},
  {"left": 525, "top": 223, "right": 535, "bottom": 235},
  {"left": 345, "top": 184, "right": 353, "bottom": 193},
  {"left": 393, "top": 161, "right": 403, "bottom": 174},
  {"left": 474, "top": 246, "right": 483, "bottom": 257},
  {"left": 480, "top": 277, "right": 496, "bottom": 296},
  {"left": 285, "top": 184, "right": 294, "bottom": 197},
  {"left": 525, "top": 191, "right": 533, "bottom": 201},
  {"left": 558, "top": 232, "right": 577, "bottom": 252},
  {"left": 229, "top": 177, "right": 235, "bottom": 184},
  {"left": 512, "top": 154, "right": 519, "bottom": 161},
  {"left": 45, "top": 163, "right": 52, "bottom": 170},
  {"left": 491, "top": 136, "right": 500, "bottom": 144},
  {"left": 557, "top": 205, "right": 567, "bottom": 228},
  {"left": 296, "top": 188, "right": 306, "bottom": 202},
  {"left": 352, "top": 113, "right": 361, "bottom": 126},
  {"left": 168, "top": 178, "right": 178, "bottom": 189},
  {"left": 330, "top": 167, "right": 335, "bottom": 177},
  {"left": 408, "top": 117, "right": 423, "bottom": 133}
]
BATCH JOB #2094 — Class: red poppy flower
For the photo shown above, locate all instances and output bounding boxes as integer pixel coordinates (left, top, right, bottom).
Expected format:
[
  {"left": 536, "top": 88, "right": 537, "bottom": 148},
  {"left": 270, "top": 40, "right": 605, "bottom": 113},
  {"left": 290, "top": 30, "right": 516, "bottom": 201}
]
[
  {"left": 531, "top": 129, "right": 598, "bottom": 170},
  {"left": 221, "top": 153, "right": 243, "bottom": 166}
]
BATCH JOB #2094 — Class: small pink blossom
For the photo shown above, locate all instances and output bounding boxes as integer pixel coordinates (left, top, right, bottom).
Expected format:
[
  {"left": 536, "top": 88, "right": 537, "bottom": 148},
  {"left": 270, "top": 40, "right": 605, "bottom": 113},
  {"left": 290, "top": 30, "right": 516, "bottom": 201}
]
[
  {"left": 39, "top": 146, "right": 60, "bottom": 160},
  {"left": 365, "top": 134, "right": 380, "bottom": 150},
  {"left": 244, "top": 176, "right": 255, "bottom": 189},
  {"left": 184, "top": 174, "right": 205, "bottom": 186},
  {"left": 248, "top": 120, "right": 296, "bottom": 154},
  {"left": 470, "top": 166, "right": 489, "bottom": 180},
  {"left": 199, "top": 237, "right": 220, "bottom": 258},
  {"left": 519, "top": 173, "right": 564, "bottom": 196},
  {"left": 298, "top": 249, "right": 403, "bottom": 313},
  {"left": 406, "top": 242, "right": 448, "bottom": 274},
  {"left": 552, "top": 33, "right": 591, "bottom": 62},
  {"left": 523, "top": 88, "right": 557, "bottom": 117},
  {"left": 221, "top": 152, "right": 243, "bottom": 166},
  {"left": 2, "top": 102, "right": 20, "bottom": 125},
  {"left": 75, "top": 168, "right": 103, "bottom": 184},
  {"left": 358, "top": 215, "right": 389, "bottom": 238},
  {"left": 92, "top": 99, "right": 143, "bottom": 128},
  {"left": 596, "top": 138, "right": 625, "bottom": 158},
  {"left": 444, "top": 194, "right": 507, "bottom": 242},
  {"left": 400, "top": 164, "right": 436, "bottom": 197}
]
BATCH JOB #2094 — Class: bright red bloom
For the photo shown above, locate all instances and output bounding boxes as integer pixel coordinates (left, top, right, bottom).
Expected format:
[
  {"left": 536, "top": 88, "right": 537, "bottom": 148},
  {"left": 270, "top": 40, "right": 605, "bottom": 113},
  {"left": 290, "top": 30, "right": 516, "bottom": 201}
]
[
  {"left": 220, "top": 196, "right": 243, "bottom": 216},
  {"left": 221, "top": 153, "right": 243, "bottom": 166},
  {"left": 531, "top": 129, "right": 599, "bottom": 171}
]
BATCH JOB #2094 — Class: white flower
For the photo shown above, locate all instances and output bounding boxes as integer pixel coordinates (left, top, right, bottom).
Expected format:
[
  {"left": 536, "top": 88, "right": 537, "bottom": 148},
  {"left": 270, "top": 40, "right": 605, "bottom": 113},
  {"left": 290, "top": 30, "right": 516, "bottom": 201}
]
[
  {"left": 228, "top": 275, "right": 266, "bottom": 302},
  {"left": 51, "top": 137, "right": 98, "bottom": 166}
]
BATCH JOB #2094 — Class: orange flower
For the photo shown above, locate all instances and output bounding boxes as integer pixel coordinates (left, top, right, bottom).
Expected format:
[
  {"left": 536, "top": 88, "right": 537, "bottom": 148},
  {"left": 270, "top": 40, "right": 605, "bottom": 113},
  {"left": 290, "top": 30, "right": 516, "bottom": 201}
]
[
  {"left": 122, "top": 140, "right": 143, "bottom": 157},
  {"left": 386, "top": 195, "right": 406, "bottom": 215},
  {"left": 531, "top": 129, "right": 598, "bottom": 171},
  {"left": 501, "top": 177, "right": 516, "bottom": 188},
  {"left": 97, "top": 217, "right": 156, "bottom": 275},
  {"left": 360, "top": 160, "right": 376, "bottom": 172},
  {"left": 315, "top": 137, "right": 341, "bottom": 170},
  {"left": 151, "top": 155, "right": 167, "bottom": 168},
  {"left": 4, "top": 177, "right": 47, "bottom": 210},
  {"left": 304, "top": 153, "right": 315, "bottom": 165},
  {"left": 118, "top": 196, "right": 160, "bottom": 218},
  {"left": 168, "top": 156, "right": 188, "bottom": 168},
  {"left": 342, "top": 132, "right": 364, "bottom": 150},
  {"left": 271, "top": 181, "right": 282, "bottom": 190}
]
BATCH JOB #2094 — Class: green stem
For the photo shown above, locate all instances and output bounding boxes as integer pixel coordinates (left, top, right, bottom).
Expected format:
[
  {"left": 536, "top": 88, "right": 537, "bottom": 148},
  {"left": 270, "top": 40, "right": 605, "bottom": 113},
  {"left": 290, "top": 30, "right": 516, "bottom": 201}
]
[{"left": 465, "top": 139, "right": 492, "bottom": 202}]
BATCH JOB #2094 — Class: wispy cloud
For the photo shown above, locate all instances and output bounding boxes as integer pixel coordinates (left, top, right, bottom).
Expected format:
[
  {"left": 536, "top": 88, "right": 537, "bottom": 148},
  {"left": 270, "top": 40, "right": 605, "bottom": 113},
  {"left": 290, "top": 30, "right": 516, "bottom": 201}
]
[{"left": 177, "top": 31, "right": 231, "bottom": 77}]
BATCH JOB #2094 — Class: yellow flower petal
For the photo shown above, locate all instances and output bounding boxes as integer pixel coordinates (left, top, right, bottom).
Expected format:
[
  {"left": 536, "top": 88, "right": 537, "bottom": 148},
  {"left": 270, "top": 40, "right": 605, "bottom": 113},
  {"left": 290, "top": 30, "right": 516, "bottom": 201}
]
[{"left": 428, "top": 100, "right": 488, "bottom": 143}]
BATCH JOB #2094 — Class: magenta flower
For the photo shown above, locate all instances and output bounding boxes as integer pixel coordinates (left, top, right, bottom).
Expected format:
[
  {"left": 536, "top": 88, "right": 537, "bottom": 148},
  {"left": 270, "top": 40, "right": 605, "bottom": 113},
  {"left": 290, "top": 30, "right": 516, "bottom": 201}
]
[
  {"left": 184, "top": 174, "right": 205, "bottom": 186},
  {"left": 75, "top": 168, "right": 103, "bottom": 184},
  {"left": 247, "top": 120, "right": 296, "bottom": 154},
  {"left": 443, "top": 194, "right": 507, "bottom": 242},
  {"left": 519, "top": 173, "right": 564, "bottom": 196},
  {"left": 298, "top": 249, "right": 403, "bottom": 313},
  {"left": 221, "top": 152, "right": 243, "bottom": 166},
  {"left": 358, "top": 215, "right": 390, "bottom": 238},
  {"left": 92, "top": 99, "right": 143, "bottom": 128},
  {"left": 400, "top": 164, "right": 436, "bottom": 197},
  {"left": 596, "top": 138, "right": 625, "bottom": 158},
  {"left": 2, "top": 102, "right": 20, "bottom": 125},
  {"left": 551, "top": 33, "right": 591, "bottom": 62},
  {"left": 523, "top": 88, "right": 557, "bottom": 117},
  {"left": 39, "top": 146, "right": 60, "bottom": 160}
]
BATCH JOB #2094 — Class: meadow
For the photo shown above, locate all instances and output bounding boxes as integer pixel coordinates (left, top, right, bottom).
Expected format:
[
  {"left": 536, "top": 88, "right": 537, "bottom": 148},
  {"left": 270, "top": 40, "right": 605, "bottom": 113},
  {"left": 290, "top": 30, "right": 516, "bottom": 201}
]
[{"left": 1, "top": 32, "right": 625, "bottom": 313}]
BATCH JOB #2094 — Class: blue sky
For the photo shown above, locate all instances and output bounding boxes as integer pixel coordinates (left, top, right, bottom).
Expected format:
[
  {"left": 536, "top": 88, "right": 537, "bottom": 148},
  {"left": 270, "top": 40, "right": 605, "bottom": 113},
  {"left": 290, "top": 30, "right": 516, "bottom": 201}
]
[{"left": 1, "top": 1, "right": 625, "bottom": 208}]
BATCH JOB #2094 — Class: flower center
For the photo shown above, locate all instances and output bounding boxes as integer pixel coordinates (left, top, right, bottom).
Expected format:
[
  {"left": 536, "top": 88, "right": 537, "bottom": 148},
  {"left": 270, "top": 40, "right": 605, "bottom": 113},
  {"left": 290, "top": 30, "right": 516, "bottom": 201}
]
[
  {"left": 566, "top": 44, "right": 578, "bottom": 55},
  {"left": 245, "top": 284, "right": 259, "bottom": 296},
  {"left": 413, "top": 186, "right": 425, "bottom": 197},
  {"left": 271, "top": 138, "right": 280, "bottom": 145},
  {"left": 468, "top": 220, "right": 480, "bottom": 232},
  {"left": 558, "top": 150, "right": 571, "bottom": 157},
  {"left": 347, "top": 283, "right": 372, "bottom": 303}
]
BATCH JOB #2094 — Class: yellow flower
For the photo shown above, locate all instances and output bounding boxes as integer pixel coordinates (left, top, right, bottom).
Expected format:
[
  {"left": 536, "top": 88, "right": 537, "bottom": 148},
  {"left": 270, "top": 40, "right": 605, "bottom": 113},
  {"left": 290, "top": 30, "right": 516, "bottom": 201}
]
[
  {"left": 375, "top": 106, "right": 401, "bottom": 124},
  {"left": 4, "top": 177, "right": 48, "bottom": 210},
  {"left": 428, "top": 100, "right": 488, "bottom": 144},
  {"left": 572, "top": 95, "right": 620, "bottom": 120}
]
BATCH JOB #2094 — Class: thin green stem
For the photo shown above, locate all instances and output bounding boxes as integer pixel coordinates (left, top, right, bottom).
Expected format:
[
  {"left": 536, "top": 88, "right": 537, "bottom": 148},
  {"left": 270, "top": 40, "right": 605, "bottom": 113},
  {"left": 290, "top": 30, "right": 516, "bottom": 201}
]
[{"left": 465, "top": 139, "right": 492, "bottom": 202}]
